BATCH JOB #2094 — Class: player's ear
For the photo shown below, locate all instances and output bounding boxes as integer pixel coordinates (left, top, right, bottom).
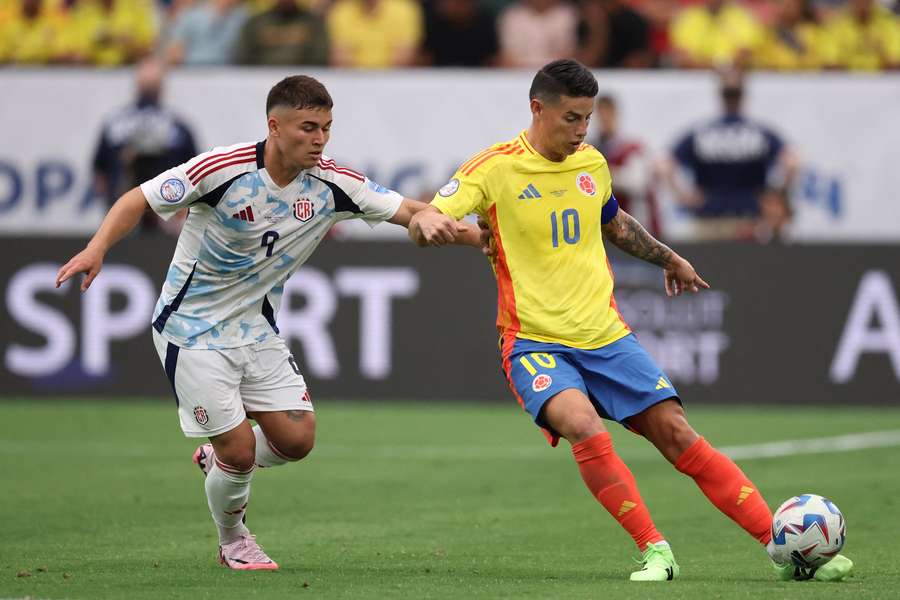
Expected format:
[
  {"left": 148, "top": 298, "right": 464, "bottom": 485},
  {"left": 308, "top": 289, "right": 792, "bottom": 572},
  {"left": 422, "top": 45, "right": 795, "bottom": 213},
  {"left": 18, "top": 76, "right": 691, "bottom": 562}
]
[
  {"left": 530, "top": 97, "right": 543, "bottom": 118},
  {"left": 267, "top": 114, "right": 279, "bottom": 137}
]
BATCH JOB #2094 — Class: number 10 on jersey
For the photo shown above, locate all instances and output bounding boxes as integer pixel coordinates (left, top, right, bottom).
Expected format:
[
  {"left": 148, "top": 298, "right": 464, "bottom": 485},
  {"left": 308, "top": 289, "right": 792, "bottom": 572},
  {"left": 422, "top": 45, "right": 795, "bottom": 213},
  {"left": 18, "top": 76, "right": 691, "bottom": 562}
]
[{"left": 550, "top": 209, "right": 580, "bottom": 247}]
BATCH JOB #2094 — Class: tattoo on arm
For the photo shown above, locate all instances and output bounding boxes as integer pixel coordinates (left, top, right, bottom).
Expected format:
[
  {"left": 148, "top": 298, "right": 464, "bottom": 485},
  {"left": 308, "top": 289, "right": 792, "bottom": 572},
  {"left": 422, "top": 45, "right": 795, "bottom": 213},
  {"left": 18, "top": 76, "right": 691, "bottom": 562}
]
[{"left": 601, "top": 210, "right": 674, "bottom": 268}]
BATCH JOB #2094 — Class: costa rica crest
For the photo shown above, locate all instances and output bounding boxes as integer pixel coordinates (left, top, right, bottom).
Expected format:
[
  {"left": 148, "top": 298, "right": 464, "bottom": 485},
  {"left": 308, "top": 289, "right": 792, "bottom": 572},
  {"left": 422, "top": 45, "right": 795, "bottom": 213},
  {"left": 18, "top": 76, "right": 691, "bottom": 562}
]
[
  {"left": 193, "top": 406, "right": 209, "bottom": 425},
  {"left": 293, "top": 198, "right": 315, "bottom": 222}
]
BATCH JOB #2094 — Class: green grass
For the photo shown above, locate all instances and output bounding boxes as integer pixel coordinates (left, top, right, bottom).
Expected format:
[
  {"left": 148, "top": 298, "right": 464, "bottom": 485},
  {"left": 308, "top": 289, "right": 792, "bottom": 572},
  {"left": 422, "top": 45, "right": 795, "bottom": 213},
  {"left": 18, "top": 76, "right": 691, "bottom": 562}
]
[{"left": 3, "top": 400, "right": 900, "bottom": 599}]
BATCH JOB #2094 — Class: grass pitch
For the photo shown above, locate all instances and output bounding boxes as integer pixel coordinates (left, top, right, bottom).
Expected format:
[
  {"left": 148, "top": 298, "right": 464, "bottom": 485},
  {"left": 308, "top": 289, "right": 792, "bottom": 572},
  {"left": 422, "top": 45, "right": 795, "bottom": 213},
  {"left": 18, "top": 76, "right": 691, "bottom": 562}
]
[{"left": 3, "top": 400, "right": 900, "bottom": 599}]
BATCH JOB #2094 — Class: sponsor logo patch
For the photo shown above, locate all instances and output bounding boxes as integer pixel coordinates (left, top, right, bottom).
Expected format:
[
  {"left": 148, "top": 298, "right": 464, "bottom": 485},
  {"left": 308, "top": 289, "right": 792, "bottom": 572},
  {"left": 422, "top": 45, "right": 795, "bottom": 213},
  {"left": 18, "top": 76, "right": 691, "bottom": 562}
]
[
  {"left": 193, "top": 406, "right": 209, "bottom": 425},
  {"left": 160, "top": 178, "right": 186, "bottom": 203},
  {"left": 293, "top": 198, "right": 315, "bottom": 222},
  {"left": 532, "top": 374, "right": 553, "bottom": 393},
  {"left": 576, "top": 172, "right": 597, "bottom": 196},
  {"left": 438, "top": 178, "right": 460, "bottom": 197}
]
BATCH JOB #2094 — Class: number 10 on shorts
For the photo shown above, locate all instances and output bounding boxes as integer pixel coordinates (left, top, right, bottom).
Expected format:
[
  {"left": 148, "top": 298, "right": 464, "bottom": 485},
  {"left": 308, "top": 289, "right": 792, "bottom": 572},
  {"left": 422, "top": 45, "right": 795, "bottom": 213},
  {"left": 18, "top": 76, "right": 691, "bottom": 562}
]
[{"left": 519, "top": 352, "right": 556, "bottom": 375}]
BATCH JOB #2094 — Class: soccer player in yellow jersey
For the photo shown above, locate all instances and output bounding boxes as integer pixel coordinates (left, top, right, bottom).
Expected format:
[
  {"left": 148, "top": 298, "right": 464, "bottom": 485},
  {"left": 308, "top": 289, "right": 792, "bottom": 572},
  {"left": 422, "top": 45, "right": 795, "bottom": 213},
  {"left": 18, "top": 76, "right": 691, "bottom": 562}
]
[{"left": 409, "top": 60, "right": 854, "bottom": 583}]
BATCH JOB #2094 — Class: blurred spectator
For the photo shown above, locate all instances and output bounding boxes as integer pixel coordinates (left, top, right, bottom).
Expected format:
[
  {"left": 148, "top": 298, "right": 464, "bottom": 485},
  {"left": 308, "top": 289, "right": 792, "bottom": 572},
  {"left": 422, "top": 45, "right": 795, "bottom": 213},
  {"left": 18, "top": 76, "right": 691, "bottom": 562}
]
[
  {"left": 164, "top": 0, "right": 248, "bottom": 66},
  {"left": 420, "top": 0, "right": 499, "bottom": 66},
  {"left": 578, "top": 0, "right": 653, "bottom": 68},
  {"left": 92, "top": 58, "right": 197, "bottom": 234},
  {"left": 234, "top": 0, "right": 328, "bottom": 65},
  {"left": 738, "top": 186, "right": 793, "bottom": 243},
  {"left": 826, "top": 0, "right": 900, "bottom": 70},
  {"left": 670, "top": 0, "right": 763, "bottom": 68},
  {"left": 592, "top": 94, "right": 662, "bottom": 236},
  {"left": 66, "top": 0, "right": 158, "bottom": 66},
  {"left": 662, "top": 70, "right": 798, "bottom": 240},
  {"left": 0, "top": 0, "right": 70, "bottom": 64},
  {"left": 328, "top": 0, "right": 423, "bottom": 68},
  {"left": 630, "top": 0, "right": 679, "bottom": 67},
  {"left": 498, "top": 0, "right": 579, "bottom": 68},
  {"left": 754, "top": 0, "right": 835, "bottom": 70}
]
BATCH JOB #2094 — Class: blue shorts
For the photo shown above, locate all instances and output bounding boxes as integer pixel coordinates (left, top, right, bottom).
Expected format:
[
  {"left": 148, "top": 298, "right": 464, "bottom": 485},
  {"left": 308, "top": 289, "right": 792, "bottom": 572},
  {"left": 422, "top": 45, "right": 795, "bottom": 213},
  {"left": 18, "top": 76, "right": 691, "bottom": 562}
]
[{"left": 502, "top": 334, "right": 680, "bottom": 446}]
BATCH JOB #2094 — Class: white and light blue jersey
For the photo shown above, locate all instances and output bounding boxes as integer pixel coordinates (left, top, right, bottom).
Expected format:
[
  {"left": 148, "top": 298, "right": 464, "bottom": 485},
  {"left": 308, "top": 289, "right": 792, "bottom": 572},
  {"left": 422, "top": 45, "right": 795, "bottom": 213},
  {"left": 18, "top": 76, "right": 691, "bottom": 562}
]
[{"left": 141, "top": 141, "right": 402, "bottom": 349}]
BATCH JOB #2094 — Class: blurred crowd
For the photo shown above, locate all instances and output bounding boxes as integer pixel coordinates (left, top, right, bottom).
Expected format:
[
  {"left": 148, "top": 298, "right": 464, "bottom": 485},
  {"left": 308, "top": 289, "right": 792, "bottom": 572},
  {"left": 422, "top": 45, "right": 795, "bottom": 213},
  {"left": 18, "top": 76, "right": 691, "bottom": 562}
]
[{"left": 1, "top": 0, "right": 899, "bottom": 70}]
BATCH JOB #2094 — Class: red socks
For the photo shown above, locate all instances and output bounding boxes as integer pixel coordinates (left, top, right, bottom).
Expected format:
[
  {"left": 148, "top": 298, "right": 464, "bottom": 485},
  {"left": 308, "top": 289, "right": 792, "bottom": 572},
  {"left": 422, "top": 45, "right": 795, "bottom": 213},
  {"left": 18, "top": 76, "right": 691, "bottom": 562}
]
[
  {"left": 572, "top": 432, "right": 664, "bottom": 551},
  {"left": 675, "top": 437, "right": 773, "bottom": 544}
]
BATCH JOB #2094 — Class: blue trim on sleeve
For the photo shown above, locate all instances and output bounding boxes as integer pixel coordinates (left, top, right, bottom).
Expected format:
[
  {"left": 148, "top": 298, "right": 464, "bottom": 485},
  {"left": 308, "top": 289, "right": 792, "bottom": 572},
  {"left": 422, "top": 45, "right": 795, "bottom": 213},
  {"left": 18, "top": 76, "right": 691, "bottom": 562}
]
[{"left": 601, "top": 193, "right": 619, "bottom": 224}]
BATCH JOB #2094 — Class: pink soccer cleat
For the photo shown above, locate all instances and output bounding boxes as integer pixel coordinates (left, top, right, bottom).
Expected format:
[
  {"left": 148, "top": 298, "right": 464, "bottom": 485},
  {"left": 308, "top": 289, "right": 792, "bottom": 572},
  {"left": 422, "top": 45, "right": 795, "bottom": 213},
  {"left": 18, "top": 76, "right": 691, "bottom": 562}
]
[
  {"left": 192, "top": 443, "right": 215, "bottom": 476},
  {"left": 218, "top": 534, "right": 279, "bottom": 571}
]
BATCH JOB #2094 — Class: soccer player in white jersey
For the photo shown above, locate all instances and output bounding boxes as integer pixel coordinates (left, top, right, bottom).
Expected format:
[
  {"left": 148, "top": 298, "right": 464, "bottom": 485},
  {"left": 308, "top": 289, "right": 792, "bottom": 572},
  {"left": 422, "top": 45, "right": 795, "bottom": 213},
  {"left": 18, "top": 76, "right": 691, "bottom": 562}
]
[{"left": 56, "top": 75, "right": 474, "bottom": 570}]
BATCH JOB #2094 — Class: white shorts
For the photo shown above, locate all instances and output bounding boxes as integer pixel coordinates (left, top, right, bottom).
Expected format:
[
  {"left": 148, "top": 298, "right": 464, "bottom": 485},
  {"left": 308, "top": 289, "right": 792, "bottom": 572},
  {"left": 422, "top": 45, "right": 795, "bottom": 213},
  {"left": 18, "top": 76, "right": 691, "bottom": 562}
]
[{"left": 152, "top": 329, "right": 314, "bottom": 438}]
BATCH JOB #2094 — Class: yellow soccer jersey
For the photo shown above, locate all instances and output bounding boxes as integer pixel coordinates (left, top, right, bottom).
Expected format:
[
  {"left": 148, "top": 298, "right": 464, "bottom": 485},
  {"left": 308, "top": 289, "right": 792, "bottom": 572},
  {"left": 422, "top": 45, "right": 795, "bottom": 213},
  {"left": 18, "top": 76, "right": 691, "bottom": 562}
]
[{"left": 432, "top": 131, "right": 630, "bottom": 352}]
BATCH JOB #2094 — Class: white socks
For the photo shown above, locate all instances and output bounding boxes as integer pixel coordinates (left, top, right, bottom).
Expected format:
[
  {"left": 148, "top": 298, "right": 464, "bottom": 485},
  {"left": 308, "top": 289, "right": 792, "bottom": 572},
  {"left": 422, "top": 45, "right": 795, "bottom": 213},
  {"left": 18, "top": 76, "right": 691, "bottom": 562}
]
[
  {"left": 253, "top": 425, "right": 292, "bottom": 468},
  {"left": 205, "top": 460, "right": 253, "bottom": 544},
  {"left": 205, "top": 427, "right": 294, "bottom": 544}
]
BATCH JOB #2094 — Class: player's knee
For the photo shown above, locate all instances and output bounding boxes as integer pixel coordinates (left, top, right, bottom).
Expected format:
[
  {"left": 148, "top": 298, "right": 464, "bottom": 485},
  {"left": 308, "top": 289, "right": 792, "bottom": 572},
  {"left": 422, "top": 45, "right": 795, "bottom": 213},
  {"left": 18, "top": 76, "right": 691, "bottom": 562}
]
[
  {"left": 218, "top": 445, "right": 256, "bottom": 472},
  {"left": 276, "top": 434, "right": 315, "bottom": 461},
  {"left": 659, "top": 412, "right": 698, "bottom": 460},
  {"left": 561, "top": 412, "right": 605, "bottom": 444}
]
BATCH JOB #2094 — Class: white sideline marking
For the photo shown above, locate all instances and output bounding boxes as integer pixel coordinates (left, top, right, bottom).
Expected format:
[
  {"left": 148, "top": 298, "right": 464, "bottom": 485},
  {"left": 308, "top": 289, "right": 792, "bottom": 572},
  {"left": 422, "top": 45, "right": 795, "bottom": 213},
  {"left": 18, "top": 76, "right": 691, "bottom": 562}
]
[
  {"left": 720, "top": 429, "right": 900, "bottom": 460},
  {"left": 2, "top": 430, "right": 900, "bottom": 462}
]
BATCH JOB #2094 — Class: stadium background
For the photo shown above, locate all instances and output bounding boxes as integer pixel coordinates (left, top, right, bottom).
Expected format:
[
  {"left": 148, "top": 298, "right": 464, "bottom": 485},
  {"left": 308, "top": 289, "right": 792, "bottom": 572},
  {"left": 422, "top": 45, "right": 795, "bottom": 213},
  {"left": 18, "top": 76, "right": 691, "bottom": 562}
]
[{"left": 2, "top": 1, "right": 900, "bottom": 598}]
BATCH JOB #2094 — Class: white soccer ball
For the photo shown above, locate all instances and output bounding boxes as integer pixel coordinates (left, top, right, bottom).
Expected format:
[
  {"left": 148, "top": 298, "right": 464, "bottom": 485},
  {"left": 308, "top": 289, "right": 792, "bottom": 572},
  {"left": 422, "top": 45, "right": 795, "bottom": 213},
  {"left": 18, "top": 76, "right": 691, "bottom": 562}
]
[{"left": 770, "top": 494, "right": 846, "bottom": 570}]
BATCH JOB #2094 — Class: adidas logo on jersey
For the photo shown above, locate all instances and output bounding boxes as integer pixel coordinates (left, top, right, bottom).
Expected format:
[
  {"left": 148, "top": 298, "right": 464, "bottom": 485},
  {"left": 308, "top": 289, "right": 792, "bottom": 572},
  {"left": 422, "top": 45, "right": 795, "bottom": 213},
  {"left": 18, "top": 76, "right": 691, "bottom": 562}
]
[
  {"left": 518, "top": 184, "right": 542, "bottom": 199},
  {"left": 232, "top": 207, "right": 255, "bottom": 222}
]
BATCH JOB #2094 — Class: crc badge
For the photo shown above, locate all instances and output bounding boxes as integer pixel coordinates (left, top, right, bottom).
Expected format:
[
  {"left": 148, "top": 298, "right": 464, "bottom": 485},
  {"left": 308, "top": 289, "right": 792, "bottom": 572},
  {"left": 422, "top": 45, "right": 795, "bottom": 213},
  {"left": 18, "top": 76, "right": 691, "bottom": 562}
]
[
  {"left": 293, "top": 198, "right": 315, "bottom": 222},
  {"left": 576, "top": 172, "right": 597, "bottom": 196},
  {"left": 193, "top": 406, "right": 209, "bottom": 426},
  {"left": 532, "top": 374, "right": 553, "bottom": 393},
  {"left": 160, "top": 178, "right": 186, "bottom": 203}
]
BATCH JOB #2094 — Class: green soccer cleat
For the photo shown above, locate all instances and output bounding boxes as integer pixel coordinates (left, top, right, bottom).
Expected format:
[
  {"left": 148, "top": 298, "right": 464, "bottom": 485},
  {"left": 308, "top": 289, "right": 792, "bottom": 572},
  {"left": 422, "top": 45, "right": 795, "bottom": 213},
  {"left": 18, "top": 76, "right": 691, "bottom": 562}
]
[
  {"left": 630, "top": 541, "right": 680, "bottom": 582},
  {"left": 772, "top": 554, "right": 854, "bottom": 582}
]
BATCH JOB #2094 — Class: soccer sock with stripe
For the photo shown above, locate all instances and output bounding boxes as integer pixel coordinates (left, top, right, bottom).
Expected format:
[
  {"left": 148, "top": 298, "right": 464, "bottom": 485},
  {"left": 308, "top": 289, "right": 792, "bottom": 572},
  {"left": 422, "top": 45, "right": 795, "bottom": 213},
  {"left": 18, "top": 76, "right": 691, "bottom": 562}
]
[
  {"left": 205, "top": 460, "right": 253, "bottom": 544},
  {"left": 253, "top": 425, "right": 292, "bottom": 468},
  {"left": 572, "top": 432, "right": 665, "bottom": 551},
  {"left": 675, "top": 436, "right": 773, "bottom": 544}
]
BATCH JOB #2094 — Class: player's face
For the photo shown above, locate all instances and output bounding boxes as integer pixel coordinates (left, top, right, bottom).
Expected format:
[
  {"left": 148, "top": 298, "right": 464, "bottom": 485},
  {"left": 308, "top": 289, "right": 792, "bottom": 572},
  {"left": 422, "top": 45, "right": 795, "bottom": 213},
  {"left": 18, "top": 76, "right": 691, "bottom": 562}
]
[
  {"left": 537, "top": 95, "right": 594, "bottom": 158},
  {"left": 269, "top": 106, "right": 332, "bottom": 170}
]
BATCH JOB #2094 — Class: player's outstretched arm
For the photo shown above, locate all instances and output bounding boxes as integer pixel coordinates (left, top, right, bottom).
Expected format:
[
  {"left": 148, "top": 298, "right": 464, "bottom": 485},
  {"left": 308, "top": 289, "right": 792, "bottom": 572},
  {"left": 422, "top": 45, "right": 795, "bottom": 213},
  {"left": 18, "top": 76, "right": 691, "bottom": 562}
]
[
  {"left": 601, "top": 209, "right": 710, "bottom": 297},
  {"left": 403, "top": 203, "right": 482, "bottom": 250},
  {"left": 55, "top": 186, "right": 150, "bottom": 292}
]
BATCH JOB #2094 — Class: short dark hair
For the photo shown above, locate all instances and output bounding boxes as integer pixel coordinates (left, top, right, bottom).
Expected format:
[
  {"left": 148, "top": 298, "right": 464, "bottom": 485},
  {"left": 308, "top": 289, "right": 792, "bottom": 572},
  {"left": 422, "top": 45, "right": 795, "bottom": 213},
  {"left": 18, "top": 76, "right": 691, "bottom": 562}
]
[
  {"left": 529, "top": 59, "right": 598, "bottom": 104},
  {"left": 266, "top": 75, "right": 333, "bottom": 115}
]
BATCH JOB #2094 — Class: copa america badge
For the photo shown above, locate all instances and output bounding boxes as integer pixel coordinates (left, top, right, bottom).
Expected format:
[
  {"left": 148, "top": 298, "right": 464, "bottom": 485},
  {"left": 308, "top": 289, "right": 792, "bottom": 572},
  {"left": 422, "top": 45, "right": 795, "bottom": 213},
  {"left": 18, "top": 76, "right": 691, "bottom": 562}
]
[
  {"left": 160, "top": 178, "right": 186, "bottom": 203},
  {"left": 438, "top": 178, "right": 460, "bottom": 197}
]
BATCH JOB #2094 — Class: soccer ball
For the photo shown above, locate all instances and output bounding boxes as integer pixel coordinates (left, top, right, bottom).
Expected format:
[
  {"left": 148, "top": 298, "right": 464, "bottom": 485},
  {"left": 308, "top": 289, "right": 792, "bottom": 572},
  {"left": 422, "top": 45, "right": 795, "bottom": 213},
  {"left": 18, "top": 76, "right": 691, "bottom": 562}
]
[{"left": 770, "top": 494, "right": 846, "bottom": 570}]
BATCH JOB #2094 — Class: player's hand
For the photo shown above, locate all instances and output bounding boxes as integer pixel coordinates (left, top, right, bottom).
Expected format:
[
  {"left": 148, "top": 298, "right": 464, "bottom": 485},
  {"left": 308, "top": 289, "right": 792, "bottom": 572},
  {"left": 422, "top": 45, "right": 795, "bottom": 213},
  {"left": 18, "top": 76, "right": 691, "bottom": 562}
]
[
  {"left": 411, "top": 212, "right": 466, "bottom": 246},
  {"left": 56, "top": 246, "right": 104, "bottom": 291},
  {"left": 477, "top": 217, "right": 496, "bottom": 257},
  {"left": 663, "top": 255, "right": 710, "bottom": 297}
]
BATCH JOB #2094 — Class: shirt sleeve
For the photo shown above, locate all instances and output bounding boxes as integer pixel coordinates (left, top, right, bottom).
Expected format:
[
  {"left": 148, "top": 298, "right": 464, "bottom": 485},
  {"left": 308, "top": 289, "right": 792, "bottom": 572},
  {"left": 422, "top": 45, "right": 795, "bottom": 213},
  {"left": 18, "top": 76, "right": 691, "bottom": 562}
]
[
  {"left": 140, "top": 143, "right": 258, "bottom": 220},
  {"left": 140, "top": 164, "right": 199, "bottom": 220},
  {"left": 430, "top": 167, "right": 488, "bottom": 219},
  {"left": 350, "top": 177, "right": 404, "bottom": 226}
]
